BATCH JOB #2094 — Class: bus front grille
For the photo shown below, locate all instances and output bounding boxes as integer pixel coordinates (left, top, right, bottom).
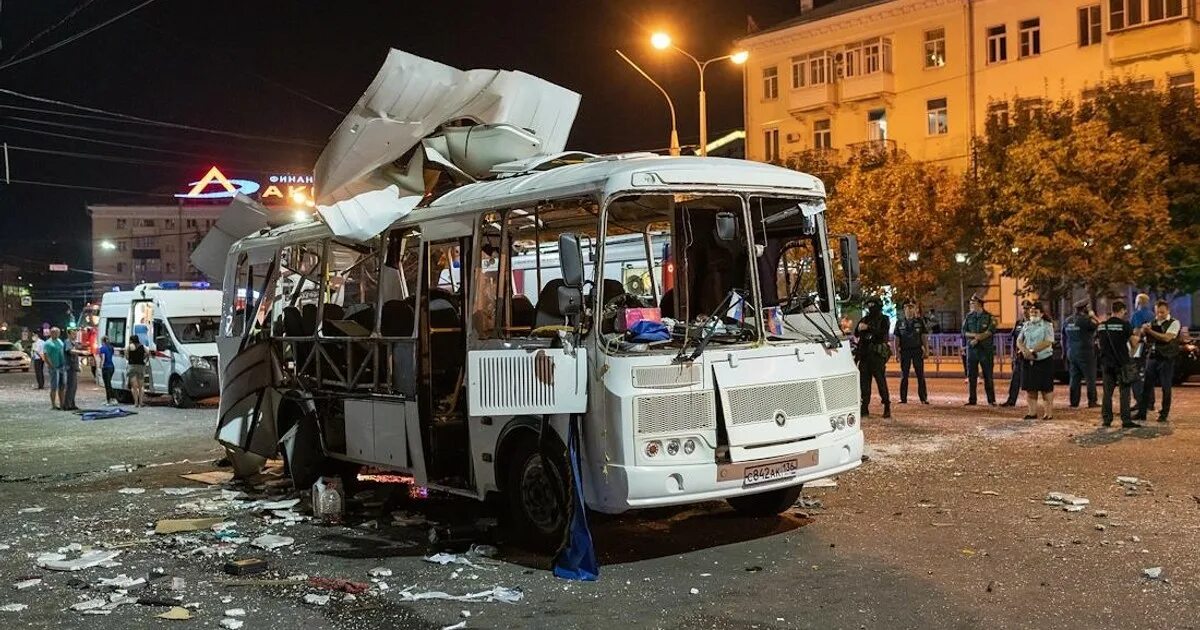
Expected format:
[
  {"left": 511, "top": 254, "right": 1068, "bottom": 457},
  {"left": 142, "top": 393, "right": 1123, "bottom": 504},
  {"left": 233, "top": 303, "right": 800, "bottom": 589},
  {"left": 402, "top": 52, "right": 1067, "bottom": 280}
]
[
  {"left": 724, "top": 380, "right": 823, "bottom": 425},
  {"left": 634, "top": 391, "right": 716, "bottom": 435},
  {"left": 821, "top": 373, "right": 859, "bottom": 411}
]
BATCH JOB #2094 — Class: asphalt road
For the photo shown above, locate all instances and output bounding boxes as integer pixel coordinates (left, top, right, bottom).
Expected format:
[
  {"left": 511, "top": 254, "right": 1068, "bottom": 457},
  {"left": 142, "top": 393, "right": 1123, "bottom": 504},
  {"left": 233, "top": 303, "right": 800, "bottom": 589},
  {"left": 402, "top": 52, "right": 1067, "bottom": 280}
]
[{"left": 0, "top": 370, "right": 1196, "bottom": 629}]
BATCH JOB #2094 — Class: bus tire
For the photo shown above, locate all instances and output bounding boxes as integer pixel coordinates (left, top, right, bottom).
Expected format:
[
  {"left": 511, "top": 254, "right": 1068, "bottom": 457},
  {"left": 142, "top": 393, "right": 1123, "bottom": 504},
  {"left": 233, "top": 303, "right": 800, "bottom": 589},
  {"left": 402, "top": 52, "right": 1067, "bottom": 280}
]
[
  {"left": 169, "top": 376, "right": 194, "bottom": 408},
  {"left": 501, "top": 431, "right": 568, "bottom": 552},
  {"left": 725, "top": 484, "right": 804, "bottom": 516}
]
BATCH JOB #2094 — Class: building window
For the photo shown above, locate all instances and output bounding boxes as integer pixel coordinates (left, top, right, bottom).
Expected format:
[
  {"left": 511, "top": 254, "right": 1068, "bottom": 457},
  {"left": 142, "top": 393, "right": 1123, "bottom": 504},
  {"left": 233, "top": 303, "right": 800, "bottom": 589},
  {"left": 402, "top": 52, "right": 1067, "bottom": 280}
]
[
  {"left": 842, "top": 37, "right": 892, "bottom": 78},
  {"left": 117, "top": 240, "right": 127, "bottom": 252},
  {"left": 1016, "top": 97, "right": 1045, "bottom": 121},
  {"left": 762, "top": 66, "right": 779, "bottom": 100},
  {"left": 116, "top": 219, "right": 127, "bottom": 229},
  {"left": 164, "top": 219, "right": 175, "bottom": 229},
  {"left": 185, "top": 218, "right": 198, "bottom": 228},
  {"left": 813, "top": 119, "right": 832, "bottom": 149},
  {"left": 1148, "top": 0, "right": 1185, "bottom": 22},
  {"left": 924, "top": 28, "right": 946, "bottom": 68},
  {"left": 1110, "top": 0, "right": 1183, "bottom": 29},
  {"left": 1169, "top": 72, "right": 1195, "bottom": 98},
  {"left": 116, "top": 262, "right": 126, "bottom": 273},
  {"left": 141, "top": 219, "right": 156, "bottom": 227},
  {"left": 1019, "top": 18, "right": 1041, "bottom": 57},
  {"left": 986, "top": 25, "right": 1008, "bottom": 64},
  {"left": 135, "top": 237, "right": 156, "bottom": 248},
  {"left": 791, "top": 58, "right": 806, "bottom": 89},
  {"left": 987, "top": 102, "right": 1010, "bottom": 129},
  {"left": 791, "top": 51, "right": 829, "bottom": 89},
  {"left": 1079, "top": 5, "right": 1103, "bottom": 45},
  {"left": 926, "top": 98, "right": 949, "bottom": 135},
  {"left": 1132, "top": 78, "right": 1156, "bottom": 91},
  {"left": 810, "top": 54, "right": 828, "bottom": 85},
  {"left": 763, "top": 128, "right": 780, "bottom": 162},
  {"left": 1081, "top": 87, "right": 1101, "bottom": 103}
]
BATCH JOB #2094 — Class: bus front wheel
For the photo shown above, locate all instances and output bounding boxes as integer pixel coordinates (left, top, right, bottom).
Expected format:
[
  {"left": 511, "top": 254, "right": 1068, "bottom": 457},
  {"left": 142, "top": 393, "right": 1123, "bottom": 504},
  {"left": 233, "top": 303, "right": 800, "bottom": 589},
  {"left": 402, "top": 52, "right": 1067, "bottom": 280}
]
[
  {"left": 726, "top": 485, "right": 803, "bottom": 516},
  {"left": 502, "top": 432, "right": 568, "bottom": 552}
]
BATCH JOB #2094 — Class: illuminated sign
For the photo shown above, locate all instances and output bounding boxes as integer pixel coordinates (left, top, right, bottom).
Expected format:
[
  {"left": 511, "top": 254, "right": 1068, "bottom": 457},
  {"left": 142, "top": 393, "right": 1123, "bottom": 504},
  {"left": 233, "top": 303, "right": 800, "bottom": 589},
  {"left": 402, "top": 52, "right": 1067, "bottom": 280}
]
[{"left": 176, "top": 167, "right": 314, "bottom": 206}]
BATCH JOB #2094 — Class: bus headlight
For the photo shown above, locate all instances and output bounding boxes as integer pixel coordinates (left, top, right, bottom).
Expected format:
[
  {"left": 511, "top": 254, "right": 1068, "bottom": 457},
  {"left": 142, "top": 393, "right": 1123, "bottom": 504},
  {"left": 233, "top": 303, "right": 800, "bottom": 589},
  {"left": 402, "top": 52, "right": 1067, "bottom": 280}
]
[
  {"left": 829, "top": 414, "right": 848, "bottom": 430},
  {"left": 846, "top": 412, "right": 857, "bottom": 427},
  {"left": 666, "top": 439, "right": 680, "bottom": 456},
  {"left": 683, "top": 439, "right": 696, "bottom": 455},
  {"left": 645, "top": 441, "right": 662, "bottom": 458}
]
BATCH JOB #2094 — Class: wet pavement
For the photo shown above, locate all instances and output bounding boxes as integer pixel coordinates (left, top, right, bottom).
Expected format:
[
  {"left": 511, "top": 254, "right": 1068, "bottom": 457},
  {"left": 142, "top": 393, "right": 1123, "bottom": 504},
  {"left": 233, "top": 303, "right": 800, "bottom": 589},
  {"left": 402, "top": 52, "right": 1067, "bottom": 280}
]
[{"left": 0, "top": 370, "right": 1197, "bottom": 629}]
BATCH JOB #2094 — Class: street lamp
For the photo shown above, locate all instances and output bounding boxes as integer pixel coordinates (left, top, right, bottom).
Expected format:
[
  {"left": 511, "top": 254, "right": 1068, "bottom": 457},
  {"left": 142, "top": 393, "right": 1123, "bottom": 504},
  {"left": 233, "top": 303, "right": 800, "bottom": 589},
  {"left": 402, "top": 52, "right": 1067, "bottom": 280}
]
[
  {"left": 907, "top": 251, "right": 920, "bottom": 262},
  {"left": 955, "top": 252, "right": 969, "bottom": 323},
  {"left": 615, "top": 49, "right": 681, "bottom": 156},
  {"left": 650, "top": 32, "right": 748, "bottom": 156},
  {"left": 100, "top": 240, "right": 116, "bottom": 251}
]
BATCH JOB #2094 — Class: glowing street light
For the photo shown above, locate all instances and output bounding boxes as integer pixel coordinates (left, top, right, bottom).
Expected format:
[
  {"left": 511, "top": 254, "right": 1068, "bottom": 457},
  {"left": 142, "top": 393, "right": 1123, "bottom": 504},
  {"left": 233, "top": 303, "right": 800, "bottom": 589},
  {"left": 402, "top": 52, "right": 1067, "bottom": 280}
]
[
  {"left": 650, "top": 32, "right": 750, "bottom": 156},
  {"left": 907, "top": 252, "right": 920, "bottom": 262},
  {"left": 955, "top": 252, "right": 968, "bottom": 264},
  {"left": 100, "top": 240, "right": 117, "bottom": 251},
  {"left": 292, "top": 210, "right": 312, "bottom": 223}
]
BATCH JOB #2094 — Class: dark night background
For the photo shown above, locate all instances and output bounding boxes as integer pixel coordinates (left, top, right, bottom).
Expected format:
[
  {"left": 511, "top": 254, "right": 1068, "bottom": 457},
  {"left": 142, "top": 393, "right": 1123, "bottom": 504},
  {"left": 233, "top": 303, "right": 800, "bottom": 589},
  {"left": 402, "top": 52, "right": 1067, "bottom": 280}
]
[{"left": 0, "top": 0, "right": 814, "bottom": 326}]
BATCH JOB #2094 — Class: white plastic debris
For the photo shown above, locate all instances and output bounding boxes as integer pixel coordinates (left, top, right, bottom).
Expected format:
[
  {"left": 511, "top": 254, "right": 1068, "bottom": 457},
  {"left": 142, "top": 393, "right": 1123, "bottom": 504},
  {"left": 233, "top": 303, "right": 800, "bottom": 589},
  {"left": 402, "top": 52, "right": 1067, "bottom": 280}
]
[
  {"left": 16, "top": 507, "right": 45, "bottom": 514},
  {"left": 0, "top": 544, "right": 10, "bottom": 551},
  {"left": 424, "top": 553, "right": 485, "bottom": 569},
  {"left": 12, "top": 578, "right": 41, "bottom": 590},
  {"left": 250, "top": 534, "right": 295, "bottom": 550},
  {"left": 302, "top": 594, "right": 331, "bottom": 606},
  {"left": 36, "top": 549, "right": 122, "bottom": 572},
  {"left": 468, "top": 544, "right": 498, "bottom": 558},
  {"left": 256, "top": 499, "right": 301, "bottom": 511},
  {"left": 0, "top": 604, "right": 27, "bottom": 612},
  {"left": 220, "top": 618, "right": 245, "bottom": 629},
  {"left": 224, "top": 608, "right": 246, "bottom": 617},
  {"left": 806, "top": 478, "right": 838, "bottom": 488},
  {"left": 690, "top": 588, "right": 700, "bottom": 595},
  {"left": 161, "top": 487, "right": 206, "bottom": 496},
  {"left": 1117, "top": 476, "right": 1142, "bottom": 485},
  {"left": 396, "top": 586, "right": 523, "bottom": 604},
  {"left": 117, "top": 488, "right": 146, "bottom": 495},
  {"left": 1046, "top": 492, "right": 1089, "bottom": 506},
  {"left": 442, "top": 622, "right": 467, "bottom": 630},
  {"left": 169, "top": 577, "right": 187, "bottom": 591},
  {"left": 70, "top": 599, "right": 107, "bottom": 611},
  {"left": 461, "top": 611, "right": 471, "bottom": 618},
  {"left": 98, "top": 574, "right": 145, "bottom": 589},
  {"left": 368, "top": 567, "right": 393, "bottom": 577},
  {"left": 1143, "top": 567, "right": 1163, "bottom": 580}
]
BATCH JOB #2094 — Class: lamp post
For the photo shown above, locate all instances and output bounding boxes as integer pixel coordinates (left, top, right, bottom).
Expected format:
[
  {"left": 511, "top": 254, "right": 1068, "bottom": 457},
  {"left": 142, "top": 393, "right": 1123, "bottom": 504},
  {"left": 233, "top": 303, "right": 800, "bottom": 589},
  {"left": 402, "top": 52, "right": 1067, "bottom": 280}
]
[
  {"left": 955, "top": 252, "right": 969, "bottom": 324},
  {"left": 615, "top": 49, "right": 681, "bottom": 156},
  {"left": 651, "top": 33, "right": 748, "bottom": 156}
]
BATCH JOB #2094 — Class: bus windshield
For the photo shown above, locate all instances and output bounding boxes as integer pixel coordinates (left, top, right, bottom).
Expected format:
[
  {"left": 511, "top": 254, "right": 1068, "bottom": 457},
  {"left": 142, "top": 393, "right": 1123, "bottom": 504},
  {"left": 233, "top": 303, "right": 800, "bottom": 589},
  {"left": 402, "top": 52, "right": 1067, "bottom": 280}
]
[{"left": 170, "top": 316, "right": 220, "bottom": 344}]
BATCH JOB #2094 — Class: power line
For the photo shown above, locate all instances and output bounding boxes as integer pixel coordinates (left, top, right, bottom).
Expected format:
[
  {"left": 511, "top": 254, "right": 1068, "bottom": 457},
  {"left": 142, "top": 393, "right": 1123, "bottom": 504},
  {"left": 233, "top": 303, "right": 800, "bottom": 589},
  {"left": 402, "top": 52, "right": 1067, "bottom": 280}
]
[
  {"left": 0, "top": 124, "right": 293, "bottom": 169},
  {"left": 0, "top": 88, "right": 323, "bottom": 147},
  {"left": 1, "top": 177, "right": 180, "bottom": 197},
  {"left": 2, "top": 0, "right": 99, "bottom": 63},
  {"left": 0, "top": 0, "right": 159, "bottom": 71},
  {"left": 6, "top": 144, "right": 205, "bottom": 169}
]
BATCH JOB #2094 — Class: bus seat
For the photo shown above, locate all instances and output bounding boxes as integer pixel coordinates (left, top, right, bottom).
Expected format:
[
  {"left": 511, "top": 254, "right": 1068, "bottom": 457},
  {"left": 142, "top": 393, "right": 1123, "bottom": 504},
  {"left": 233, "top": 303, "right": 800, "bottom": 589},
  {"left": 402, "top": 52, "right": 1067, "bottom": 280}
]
[
  {"left": 509, "top": 295, "right": 535, "bottom": 332},
  {"left": 300, "top": 304, "right": 317, "bottom": 335},
  {"left": 322, "top": 303, "right": 346, "bottom": 326},
  {"left": 345, "top": 303, "right": 375, "bottom": 331},
  {"left": 380, "top": 299, "right": 415, "bottom": 337},
  {"left": 534, "top": 279, "right": 567, "bottom": 328},
  {"left": 591, "top": 279, "right": 627, "bottom": 307},
  {"left": 659, "top": 289, "right": 676, "bottom": 319}
]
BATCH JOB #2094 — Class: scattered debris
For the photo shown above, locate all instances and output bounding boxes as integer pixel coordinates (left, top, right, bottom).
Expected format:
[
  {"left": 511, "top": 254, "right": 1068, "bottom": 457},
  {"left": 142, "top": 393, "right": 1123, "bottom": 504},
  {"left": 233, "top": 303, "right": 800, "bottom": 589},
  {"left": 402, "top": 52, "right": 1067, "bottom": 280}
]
[
  {"left": 806, "top": 478, "right": 838, "bottom": 488},
  {"left": 424, "top": 553, "right": 487, "bottom": 570},
  {"left": 16, "top": 507, "right": 45, "bottom": 514},
  {"left": 1131, "top": 536, "right": 1141, "bottom": 543},
  {"left": 0, "top": 544, "right": 9, "bottom": 551},
  {"left": 161, "top": 488, "right": 207, "bottom": 496},
  {"left": 312, "top": 477, "right": 345, "bottom": 524},
  {"left": 979, "top": 490, "right": 1000, "bottom": 496},
  {"left": 225, "top": 608, "right": 246, "bottom": 617},
  {"left": 250, "top": 535, "right": 294, "bottom": 550},
  {"left": 1093, "top": 511, "right": 1108, "bottom": 518},
  {"left": 255, "top": 499, "right": 300, "bottom": 511},
  {"left": 745, "top": 566, "right": 763, "bottom": 573},
  {"left": 118, "top": 488, "right": 146, "bottom": 495},
  {"left": 224, "top": 558, "right": 269, "bottom": 576},
  {"left": 396, "top": 586, "right": 524, "bottom": 604},
  {"left": 1046, "top": 492, "right": 1089, "bottom": 506},
  {"left": 0, "top": 604, "right": 27, "bottom": 612},
  {"left": 307, "top": 577, "right": 369, "bottom": 594},
  {"left": 796, "top": 497, "right": 823, "bottom": 509},
  {"left": 1116, "top": 476, "right": 1142, "bottom": 485},
  {"left": 442, "top": 623, "right": 467, "bottom": 630},
  {"left": 156, "top": 607, "right": 193, "bottom": 620},
  {"left": 368, "top": 567, "right": 393, "bottom": 578},
  {"left": 98, "top": 574, "right": 146, "bottom": 590},
  {"left": 180, "top": 471, "right": 235, "bottom": 485},
  {"left": 302, "top": 593, "right": 331, "bottom": 606},
  {"left": 70, "top": 599, "right": 107, "bottom": 611},
  {"left": 392, "top": 511, "right": 431, "bottom": 527},
  {"left": 1143, "top": 567, "right": 1163, "bottom": 580},
  {"left": 12, "top": 578, "right": 41, "bottom": 590},
  {"left": 689, "top": 587, "right": 700, "bottom": 595},
  {"left": 155, "top": 518, "right": 224, "bottom": 535},
  {"left": 1063, "top": 505, "right": 1086, "bottom": 513},
  {"left": 36, "top": 549, "right": 122, "bottom": 572},
  {"left": 220, "top": 618, "right": 245, "bottom": 629},
  {"left": 1095, "top": 525, "right": 1106, "bottom": 532}
]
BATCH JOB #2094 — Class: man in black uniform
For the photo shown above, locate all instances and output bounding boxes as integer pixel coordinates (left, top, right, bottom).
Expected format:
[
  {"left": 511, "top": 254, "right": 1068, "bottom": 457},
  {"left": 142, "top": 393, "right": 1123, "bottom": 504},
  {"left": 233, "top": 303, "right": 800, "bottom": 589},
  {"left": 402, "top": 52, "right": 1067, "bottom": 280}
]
[
  {"left": 1136, "top": 300, "right": 1181, "bottom": 423},
  {"left": 1001, "top": 300, "right": 1032, "bottom": 406},
  {"left": 1064, "top": 300, "right": 1100, "bottom": 408},
  {"left": 1097, "top": 301, "right": 1141, "bottom": 428},
  {"left": 855, "top": 296, "right": 891, "bottom": 418},
  {"left": 894, "top": 300, "right": 929, "bottom": 404}
]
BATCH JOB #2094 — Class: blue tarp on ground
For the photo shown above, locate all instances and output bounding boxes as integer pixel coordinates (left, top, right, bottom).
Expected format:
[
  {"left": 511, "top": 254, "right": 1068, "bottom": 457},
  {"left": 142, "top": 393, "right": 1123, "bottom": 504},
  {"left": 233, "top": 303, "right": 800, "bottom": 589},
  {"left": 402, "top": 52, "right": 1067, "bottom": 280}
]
[
  {"left": 553, "top": 415, "right": 599, "bottom": 581},
  {"left": 75, "top": 408, "right": 137, "bottom": 421}
]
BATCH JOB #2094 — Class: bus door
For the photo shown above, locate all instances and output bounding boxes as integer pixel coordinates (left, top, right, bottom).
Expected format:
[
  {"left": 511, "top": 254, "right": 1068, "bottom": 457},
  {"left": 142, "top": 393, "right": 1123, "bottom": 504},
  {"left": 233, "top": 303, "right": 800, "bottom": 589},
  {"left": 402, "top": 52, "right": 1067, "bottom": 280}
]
[{"left": 419, "top": 236, "right": 472, "bottom": 485}]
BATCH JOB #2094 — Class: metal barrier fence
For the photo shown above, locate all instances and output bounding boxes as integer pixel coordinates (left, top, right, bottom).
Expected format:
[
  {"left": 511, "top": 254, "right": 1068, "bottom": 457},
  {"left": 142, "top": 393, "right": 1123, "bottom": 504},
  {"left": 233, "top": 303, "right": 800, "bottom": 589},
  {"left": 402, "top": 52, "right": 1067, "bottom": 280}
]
[{"left": 886, "top": 332, "right": 1015, "bottom": 377}]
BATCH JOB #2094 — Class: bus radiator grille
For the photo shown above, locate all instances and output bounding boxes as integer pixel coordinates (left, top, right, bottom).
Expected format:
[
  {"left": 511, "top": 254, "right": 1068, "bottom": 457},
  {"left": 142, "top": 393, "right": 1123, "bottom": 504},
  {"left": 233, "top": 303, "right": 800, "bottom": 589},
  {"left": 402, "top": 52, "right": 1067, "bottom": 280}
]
[
  {"left": 631, "top": 364, "right": 703, "bottom": 389},
  {"left": 634, "top": 391, "right": 716, "bottom": 435},
  {"left": 724, "top": 380, "right": 822, "bottom": 425},
  {"left": 820, "top": 373, "right": 859, "bottom": 411}
]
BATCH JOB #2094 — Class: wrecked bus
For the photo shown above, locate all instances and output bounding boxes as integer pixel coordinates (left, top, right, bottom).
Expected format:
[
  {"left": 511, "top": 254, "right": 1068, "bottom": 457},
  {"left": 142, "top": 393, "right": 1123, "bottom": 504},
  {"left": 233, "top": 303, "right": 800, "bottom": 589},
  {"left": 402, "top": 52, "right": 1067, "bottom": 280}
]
[{"left": 203, "top": 50, "right": 864, "bottom": 548}]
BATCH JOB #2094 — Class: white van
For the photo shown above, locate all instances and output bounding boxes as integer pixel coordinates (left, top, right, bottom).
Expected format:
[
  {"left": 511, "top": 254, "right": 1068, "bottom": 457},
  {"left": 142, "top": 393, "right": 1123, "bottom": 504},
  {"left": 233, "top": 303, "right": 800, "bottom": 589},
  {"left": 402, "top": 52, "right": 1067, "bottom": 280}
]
[{"left": 97, "top": 282, "right": 222, "bottom": 407}]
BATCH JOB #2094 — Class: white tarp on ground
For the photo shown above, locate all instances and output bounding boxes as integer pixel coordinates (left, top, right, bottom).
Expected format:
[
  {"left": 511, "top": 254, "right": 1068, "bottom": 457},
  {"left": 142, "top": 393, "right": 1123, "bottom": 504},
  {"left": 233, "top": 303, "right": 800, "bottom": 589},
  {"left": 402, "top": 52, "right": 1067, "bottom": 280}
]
[{"left": 313, "top": 49, "right": 581, "bottom": 240}]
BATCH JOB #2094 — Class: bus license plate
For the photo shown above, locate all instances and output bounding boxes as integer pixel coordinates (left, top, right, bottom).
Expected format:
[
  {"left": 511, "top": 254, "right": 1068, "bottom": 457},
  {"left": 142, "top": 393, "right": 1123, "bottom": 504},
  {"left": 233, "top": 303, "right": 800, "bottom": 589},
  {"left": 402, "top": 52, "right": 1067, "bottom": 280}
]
[{"left": 743, "top": 458, "right": 800, "bottom": 486}]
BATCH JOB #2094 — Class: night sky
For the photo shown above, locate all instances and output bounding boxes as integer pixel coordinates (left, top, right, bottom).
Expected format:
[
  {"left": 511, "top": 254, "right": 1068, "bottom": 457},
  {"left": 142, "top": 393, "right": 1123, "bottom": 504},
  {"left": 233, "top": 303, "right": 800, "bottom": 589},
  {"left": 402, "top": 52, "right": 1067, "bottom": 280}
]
[{"left": 0, "top": 0, "right": 803, "bottom": 323}]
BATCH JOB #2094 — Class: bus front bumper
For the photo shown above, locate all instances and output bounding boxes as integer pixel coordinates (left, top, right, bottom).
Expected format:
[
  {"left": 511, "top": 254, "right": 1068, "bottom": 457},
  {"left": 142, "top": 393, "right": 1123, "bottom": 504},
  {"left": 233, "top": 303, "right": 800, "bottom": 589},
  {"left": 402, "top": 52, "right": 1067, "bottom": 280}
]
[{"left": 597, "top": 430, "right": 864, "bottom": 512}]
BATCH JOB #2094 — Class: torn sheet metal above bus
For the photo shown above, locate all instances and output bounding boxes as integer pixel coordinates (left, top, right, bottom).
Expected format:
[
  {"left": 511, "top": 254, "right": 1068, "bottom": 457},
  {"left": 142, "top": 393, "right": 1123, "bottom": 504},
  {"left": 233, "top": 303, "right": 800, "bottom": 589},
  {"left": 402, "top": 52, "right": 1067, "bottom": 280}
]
[
  {"left": 190, "top": 194, "right": 271, "bottom": 280},
  {"left": 313, "top": 49, "right": 581, "bottom": 241}
]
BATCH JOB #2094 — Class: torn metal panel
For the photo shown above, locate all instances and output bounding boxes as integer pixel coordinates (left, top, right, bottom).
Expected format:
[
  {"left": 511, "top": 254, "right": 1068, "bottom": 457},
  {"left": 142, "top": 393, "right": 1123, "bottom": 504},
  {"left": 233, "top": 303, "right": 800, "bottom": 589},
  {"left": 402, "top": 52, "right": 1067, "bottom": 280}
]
[
  {"left": 189, "top": 194, "right": 271, "bottom": 279},
  {"left": 215, "top": 339, "right": 283, "bottom": 458}
]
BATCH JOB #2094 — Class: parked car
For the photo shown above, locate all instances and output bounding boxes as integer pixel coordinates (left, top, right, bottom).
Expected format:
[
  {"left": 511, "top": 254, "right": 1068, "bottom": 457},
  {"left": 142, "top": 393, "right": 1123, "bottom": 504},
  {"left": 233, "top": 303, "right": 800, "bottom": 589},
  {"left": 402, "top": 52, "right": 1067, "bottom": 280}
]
[{"left": 0, "top": 341, "right": 32, "bottom": 372}]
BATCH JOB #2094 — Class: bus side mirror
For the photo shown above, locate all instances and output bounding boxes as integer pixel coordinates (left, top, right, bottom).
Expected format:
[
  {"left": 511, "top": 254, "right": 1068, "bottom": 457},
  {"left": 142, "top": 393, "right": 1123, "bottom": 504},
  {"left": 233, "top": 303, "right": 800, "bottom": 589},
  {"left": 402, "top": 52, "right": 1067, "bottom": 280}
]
[
  {"left": 558, "top": 233, "right": 585, "bottom": 318},
  {"left": 838, "top": 234, "right": 861, "bottom": 300}
]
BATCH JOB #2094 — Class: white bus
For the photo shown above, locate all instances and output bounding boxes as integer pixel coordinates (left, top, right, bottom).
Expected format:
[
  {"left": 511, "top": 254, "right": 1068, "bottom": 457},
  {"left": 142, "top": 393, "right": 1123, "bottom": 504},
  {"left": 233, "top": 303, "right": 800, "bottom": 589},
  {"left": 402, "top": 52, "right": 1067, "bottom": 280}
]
[
  {"left": 213, "top": 154, "right": 865, "bottom": 548},
  {"left": 97, "top": 282, "right": 221, "bottom": 407}
]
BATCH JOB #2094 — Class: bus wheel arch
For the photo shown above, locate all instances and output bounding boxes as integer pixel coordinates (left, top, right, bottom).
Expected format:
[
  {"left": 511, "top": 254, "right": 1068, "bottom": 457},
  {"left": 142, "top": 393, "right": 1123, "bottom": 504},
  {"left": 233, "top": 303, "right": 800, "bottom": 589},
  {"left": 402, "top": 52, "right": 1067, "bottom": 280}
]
[
  {"left": 276, "top": 391, "right": 325, "bottom": 488},
  {"left": 495, "top": 417, "right": 569, "bottom": 551}
]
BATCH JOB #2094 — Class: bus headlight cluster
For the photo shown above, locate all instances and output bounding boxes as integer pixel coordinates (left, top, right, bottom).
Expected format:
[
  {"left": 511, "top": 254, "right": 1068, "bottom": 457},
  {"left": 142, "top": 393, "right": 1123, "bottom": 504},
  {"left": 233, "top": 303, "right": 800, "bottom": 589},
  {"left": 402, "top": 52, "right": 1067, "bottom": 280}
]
[
  {"left": 683, "top": 438, "right": 696, "bottom": 455},
  {"left": 666, "top": 439, "right": 680, "bottom": 456},
  {"left": 645, "top": 441, "right": 662, "bottom": 458},
  {"left": 829, "top": 414, "right": 850, "bottom": 430},
  {"left": 645, "top": 438, "right": 700, "bottom": 459}
]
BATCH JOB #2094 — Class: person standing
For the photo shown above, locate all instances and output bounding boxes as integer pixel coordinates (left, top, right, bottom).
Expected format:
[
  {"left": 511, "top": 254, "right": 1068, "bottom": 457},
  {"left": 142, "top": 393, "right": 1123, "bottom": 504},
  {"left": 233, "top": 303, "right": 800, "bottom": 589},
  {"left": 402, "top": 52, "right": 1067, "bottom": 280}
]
[
  {"left": 62, "top": 329, "right": 84, "bottom": 411},
  {"left": 962, "top": 295, "right": 997, "bottom": 406},
  {"left": 1016, "top": 302, "right": 1056, "bottom": 420},
  {"left": 1097, "top": 301, "right": 1141, "bottom": 428},
  {"left": 126, "top": 335, "right": 147, "bottom": 408},
  {"left": 30, "top": 330, "right": 46, "bottom": 390},
  {"left": 41, "top": 327, "right": 66, "bottom": 410},
  {"left": 98, "top": 336, "right": 117, "bottom": 405},
  {"left": 1001, "top": 301, "right": 1033, "bottom": 407},
  {"left": 855, "top": 296, "right": 891, "bottom": 419},
  {"left": 894, "top": 300, "right": 929, "bottom": 405},
  {"left": 1064, "top": 300, "right": 1100, "bottom": 409},
  {"left": 1136, "top": 300, "right": 1181, "bottom": 423},
  {"left": 1129, "top": 293, "right": 1154, "bottom": 413}
]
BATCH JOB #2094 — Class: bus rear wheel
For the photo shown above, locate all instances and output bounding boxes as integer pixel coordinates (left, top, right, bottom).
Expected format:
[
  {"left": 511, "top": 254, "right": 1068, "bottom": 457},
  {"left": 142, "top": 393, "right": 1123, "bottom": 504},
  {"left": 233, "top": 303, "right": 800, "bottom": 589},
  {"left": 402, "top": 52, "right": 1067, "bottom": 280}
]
[
  {"left": 726, "top": 485, "right": 803, "bottom": 516},
  {"left": 502, "top": 433, "right": 568, "bottom": 552}
]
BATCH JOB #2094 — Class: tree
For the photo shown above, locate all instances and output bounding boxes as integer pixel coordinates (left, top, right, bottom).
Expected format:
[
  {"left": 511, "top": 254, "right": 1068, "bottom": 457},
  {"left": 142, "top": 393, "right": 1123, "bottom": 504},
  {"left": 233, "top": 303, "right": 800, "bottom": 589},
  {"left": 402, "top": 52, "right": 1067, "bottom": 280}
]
[{"left": 975, "top": 119, "right": 1178, "bottom": 301}]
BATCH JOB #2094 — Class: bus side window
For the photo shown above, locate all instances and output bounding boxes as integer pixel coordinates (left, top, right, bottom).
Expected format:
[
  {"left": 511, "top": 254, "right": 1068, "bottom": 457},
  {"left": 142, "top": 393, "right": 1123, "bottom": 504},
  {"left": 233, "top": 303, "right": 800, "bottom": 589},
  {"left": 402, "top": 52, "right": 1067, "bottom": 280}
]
[
  {"left": 503, "top": 200, "right": 599, "bottom": 336},
  {"left": 381, "top": 230, "right": 420, "bottom": 337},
  {"left": 327, "top": 240, "right": 380, "bottom": 333}
]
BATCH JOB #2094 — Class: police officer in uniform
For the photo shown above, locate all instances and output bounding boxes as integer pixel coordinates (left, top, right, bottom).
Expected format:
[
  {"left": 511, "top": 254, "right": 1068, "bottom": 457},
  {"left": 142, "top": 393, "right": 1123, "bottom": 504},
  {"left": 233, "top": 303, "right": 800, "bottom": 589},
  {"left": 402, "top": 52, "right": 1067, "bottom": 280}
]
[
  {"left": 1136, "top": 299, "right": 1181, "bottom": 423},
  {"left": 1064, "top": 300, "right": 1100, "bottom": 408},
  {"left": 894, "top": 300, "right": 930, "bottom": 404},
  {"left": 962, "top": 295, "right": 997, "bottom": 406},
  {"left": 855, "top": 296, "right": 891, "bottom": 418},
  {"left": 1097, "top": 301, "right": 1141, "bottom": 428},
  {"left": 1001, "top": 300, "right": 1032, "bottom": 406}
]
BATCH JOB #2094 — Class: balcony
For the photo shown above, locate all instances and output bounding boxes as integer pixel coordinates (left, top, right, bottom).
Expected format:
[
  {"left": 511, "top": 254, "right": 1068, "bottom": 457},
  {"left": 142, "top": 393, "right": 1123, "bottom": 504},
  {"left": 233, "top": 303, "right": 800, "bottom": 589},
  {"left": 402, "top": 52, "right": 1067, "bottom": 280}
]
[
  {"left": 846, "top": 139, "right": 898, "bottom": 167},
  {"left": 1107, "top": 17, "right": 1200, "bottom": 63},
  {"left": 788, "top": 83, "right": 837, "bottom": 113},
  {"left": 840, "top": 71, "right": 895, "bottom": 103}
]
